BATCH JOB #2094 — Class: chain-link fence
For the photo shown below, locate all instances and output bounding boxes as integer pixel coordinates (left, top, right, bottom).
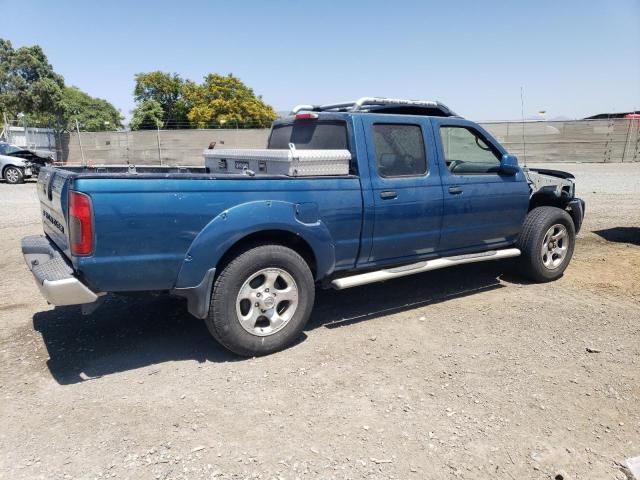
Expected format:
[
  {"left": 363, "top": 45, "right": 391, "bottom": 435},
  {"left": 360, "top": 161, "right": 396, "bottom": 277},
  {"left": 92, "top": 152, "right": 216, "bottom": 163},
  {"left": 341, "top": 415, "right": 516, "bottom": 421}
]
[
  {"left": 482, "top": 118, "right": 640, "bottom": 164},
  {"left": 61, "top": 128, "right": 270, "bottom": 165},
  {"left": 3, "top": 118, "right": 640, "bottom": 166}
]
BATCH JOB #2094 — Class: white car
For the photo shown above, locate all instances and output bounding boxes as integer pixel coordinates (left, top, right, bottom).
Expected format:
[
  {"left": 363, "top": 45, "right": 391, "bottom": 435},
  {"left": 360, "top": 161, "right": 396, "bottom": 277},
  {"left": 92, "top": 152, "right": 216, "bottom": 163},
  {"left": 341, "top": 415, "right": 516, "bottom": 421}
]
[{"left": 0, "top": 143, "right": 35, "bottom": 184}]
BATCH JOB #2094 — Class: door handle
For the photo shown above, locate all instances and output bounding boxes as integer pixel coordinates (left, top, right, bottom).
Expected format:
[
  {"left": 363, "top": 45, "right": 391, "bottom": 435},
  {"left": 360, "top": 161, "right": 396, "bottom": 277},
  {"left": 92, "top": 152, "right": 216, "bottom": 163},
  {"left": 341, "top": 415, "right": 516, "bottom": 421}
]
[
  {"left": 380, "top": 190, "right": 397, "bottom": 200},
  {"left": 448, "top": 186, "right": 463, "bottom": 195}
]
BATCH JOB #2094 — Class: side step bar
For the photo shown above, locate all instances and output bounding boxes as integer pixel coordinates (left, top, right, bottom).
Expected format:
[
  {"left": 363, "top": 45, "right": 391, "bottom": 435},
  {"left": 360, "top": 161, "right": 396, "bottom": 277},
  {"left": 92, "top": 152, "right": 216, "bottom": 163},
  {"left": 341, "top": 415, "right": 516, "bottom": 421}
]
[{"left": 331, "top": 248, "right": 521, "bottom": 290}]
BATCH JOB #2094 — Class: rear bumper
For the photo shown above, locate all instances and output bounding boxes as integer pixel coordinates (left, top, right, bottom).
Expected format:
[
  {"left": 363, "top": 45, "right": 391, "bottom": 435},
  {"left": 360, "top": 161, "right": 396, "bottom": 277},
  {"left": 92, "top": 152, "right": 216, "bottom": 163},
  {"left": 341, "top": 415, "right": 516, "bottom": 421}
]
[{"left": 21, "top": 235, "right": 101, "bottom": 306}]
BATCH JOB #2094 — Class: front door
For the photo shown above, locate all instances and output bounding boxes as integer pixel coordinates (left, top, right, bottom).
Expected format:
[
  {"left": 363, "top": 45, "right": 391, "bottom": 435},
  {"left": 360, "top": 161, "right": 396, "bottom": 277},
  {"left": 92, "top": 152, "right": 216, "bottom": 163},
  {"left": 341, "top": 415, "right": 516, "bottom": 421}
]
[
  {"left": 361, "top": 116, "right": 444, "bottom": 265},
  {"left": 433, "top": 118, "right": 530, "bottom": 253}
]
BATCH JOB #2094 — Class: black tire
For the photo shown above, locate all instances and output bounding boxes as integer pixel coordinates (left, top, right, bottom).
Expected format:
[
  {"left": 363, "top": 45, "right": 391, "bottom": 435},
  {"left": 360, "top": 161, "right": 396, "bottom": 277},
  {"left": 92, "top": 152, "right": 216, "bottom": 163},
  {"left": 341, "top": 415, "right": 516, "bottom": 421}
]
[
  {"left": 3, "top": 166, "right": 24, "bottom": 185},
  {"left": 207, "top": 244, "right": 315, "bottom": 356},
  {"left": 516, "top": 206, "right": 576, "bottom": 282}
]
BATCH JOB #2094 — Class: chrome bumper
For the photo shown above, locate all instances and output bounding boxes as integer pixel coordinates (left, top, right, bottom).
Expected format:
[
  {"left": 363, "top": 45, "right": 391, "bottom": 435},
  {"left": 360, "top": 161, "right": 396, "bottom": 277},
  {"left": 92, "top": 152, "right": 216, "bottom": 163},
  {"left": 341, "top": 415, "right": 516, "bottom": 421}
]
[{"left": 21, "top": 235, "right": 101, "bottom": 306}]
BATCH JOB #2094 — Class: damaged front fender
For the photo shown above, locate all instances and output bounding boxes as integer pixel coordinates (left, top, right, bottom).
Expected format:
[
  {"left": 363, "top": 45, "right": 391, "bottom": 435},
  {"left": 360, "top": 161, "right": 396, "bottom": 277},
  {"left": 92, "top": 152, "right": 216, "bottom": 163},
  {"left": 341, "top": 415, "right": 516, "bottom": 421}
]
[{"left": 524, "top": 168, "right": 585, "bottom": 233}]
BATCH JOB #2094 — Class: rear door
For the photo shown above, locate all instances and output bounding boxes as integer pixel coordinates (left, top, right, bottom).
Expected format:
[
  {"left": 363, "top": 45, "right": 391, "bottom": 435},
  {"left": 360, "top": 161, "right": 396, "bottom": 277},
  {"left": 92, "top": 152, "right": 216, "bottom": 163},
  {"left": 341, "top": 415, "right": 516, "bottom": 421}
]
[
  {"left": 360, "top": 115, "right": 443, "bottom": 264},
  {"left": 432, "top": 118, "right": 530, "bottom": 252}
]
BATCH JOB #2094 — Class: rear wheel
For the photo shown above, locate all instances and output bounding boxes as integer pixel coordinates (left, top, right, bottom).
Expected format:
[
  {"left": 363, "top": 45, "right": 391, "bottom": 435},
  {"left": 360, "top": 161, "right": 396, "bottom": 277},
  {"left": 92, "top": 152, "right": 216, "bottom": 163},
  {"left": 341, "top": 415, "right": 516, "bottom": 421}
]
[
  {"left": 516, "top": 206, "right": 576, "bottom": 282},
  {"left": 4, "top": 166, "right": 24, "bottom": 185},
  {"left": 207, "top": 244, "right": 315, "bottom": 356}
]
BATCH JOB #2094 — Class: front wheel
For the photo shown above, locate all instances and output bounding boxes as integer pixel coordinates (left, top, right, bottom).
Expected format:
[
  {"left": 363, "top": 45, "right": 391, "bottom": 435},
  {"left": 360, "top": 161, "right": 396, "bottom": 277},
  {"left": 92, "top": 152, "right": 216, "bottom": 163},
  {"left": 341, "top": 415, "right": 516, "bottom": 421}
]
[
  {"left": 516, "top": 206, "right": 576, "bottom": 282},
  {"left": 4, "top": 166, "right": 24, "bottom": 185},
  {"left": 206, "top": 244, "right": 315, "bottom": 356}
]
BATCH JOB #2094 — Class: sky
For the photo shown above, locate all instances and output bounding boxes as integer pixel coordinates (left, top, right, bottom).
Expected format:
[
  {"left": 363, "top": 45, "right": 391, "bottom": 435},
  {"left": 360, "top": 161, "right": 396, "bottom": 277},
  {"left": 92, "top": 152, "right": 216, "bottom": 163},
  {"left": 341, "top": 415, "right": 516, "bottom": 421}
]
[{"left": 2, "top": 0, "right": 639, "bottom": 122}]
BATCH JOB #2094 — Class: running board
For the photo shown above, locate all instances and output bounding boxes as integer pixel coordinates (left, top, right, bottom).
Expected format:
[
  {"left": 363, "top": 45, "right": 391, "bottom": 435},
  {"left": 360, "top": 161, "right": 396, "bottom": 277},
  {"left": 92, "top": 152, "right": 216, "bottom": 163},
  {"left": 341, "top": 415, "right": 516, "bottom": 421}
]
[{"left": 331, "top": 248, "right": 521, "bottom": 290}]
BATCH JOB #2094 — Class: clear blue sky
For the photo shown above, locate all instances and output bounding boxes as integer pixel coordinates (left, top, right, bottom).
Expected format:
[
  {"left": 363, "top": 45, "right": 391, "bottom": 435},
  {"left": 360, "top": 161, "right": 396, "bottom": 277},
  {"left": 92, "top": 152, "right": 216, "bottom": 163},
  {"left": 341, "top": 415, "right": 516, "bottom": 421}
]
[{"left": 3, "top": 0, "right": 639, "bottom": 121}]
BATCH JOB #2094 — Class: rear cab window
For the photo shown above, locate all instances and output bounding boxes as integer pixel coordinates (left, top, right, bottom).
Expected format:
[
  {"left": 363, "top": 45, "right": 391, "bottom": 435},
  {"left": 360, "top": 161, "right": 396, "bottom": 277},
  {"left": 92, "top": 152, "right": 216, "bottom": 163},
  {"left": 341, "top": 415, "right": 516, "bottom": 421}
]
[
  {"left": 268, "top": 118, "right": 355, "bottom": 174},
  {"left": 268, "top": 120, "right": 348, "bottom": 150}
]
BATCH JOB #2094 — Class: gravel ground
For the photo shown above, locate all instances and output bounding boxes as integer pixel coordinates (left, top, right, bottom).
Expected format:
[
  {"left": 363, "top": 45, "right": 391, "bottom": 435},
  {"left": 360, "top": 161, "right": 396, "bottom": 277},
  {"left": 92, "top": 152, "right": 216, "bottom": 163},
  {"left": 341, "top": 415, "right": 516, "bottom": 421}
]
[{"left": 0, "top": 163, "right": 639, "bottom": 480}]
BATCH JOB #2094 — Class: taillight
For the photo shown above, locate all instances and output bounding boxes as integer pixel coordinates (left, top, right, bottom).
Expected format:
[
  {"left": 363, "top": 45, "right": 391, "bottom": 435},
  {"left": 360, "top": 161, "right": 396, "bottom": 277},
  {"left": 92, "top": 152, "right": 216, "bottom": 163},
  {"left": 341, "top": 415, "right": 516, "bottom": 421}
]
[
  {"left": 295, "top": 112, "right": 319, "bottom": 120},
  {"left": 69, "top": 191, "right": 93, "bottom": 256}
]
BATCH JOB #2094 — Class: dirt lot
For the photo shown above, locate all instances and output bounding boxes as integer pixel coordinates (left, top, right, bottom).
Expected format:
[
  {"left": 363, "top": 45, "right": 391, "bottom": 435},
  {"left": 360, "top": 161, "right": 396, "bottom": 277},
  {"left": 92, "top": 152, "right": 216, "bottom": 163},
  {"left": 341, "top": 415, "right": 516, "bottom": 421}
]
[{"left": 1, "top": 163, "right": 639, "bottom": 480}]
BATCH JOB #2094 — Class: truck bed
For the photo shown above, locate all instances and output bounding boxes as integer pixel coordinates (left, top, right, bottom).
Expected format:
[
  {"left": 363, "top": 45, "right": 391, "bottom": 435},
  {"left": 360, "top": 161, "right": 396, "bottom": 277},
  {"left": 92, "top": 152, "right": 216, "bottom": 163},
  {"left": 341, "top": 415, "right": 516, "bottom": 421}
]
[
  {"left": 51, "top": 164, "right": 356, "bottom": 180},
  {"left": 55, "top": 165, "right": 208, "bottom": 175},
  {"left": 36, "top": 165, "right": 364, "bottom": 293}
]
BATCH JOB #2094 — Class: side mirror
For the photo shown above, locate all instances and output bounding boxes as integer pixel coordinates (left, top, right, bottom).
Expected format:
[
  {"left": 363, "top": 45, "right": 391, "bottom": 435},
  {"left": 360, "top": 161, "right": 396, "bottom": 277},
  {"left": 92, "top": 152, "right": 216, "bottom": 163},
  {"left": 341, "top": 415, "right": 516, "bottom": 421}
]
[{"left": 500, "top": 154, "right": 519, "bottom": 175}]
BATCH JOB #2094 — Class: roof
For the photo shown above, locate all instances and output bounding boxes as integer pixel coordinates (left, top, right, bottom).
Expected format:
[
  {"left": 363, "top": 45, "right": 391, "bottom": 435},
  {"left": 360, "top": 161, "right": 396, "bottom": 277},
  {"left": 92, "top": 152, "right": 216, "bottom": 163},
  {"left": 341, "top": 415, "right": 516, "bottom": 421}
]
[{"left": 290, "top": 97, "right": 460, "bottom": 118}]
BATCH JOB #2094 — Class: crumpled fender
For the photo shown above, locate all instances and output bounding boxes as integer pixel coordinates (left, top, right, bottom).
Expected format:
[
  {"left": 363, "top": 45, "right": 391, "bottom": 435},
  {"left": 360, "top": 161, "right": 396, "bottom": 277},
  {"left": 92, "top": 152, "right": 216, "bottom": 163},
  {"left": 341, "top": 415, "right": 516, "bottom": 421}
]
[
  {"left": 0, "top": 154, "right": 28, "bottom": 169},
  {"left": 174, "top": 200, "right": 335, "bottom": 288}
]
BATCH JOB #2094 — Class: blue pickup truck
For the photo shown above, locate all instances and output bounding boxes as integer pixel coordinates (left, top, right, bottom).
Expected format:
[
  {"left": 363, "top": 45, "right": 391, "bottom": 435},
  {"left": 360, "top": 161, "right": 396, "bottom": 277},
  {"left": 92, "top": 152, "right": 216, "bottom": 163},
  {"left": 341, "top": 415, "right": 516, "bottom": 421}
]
[{"left": 22, "top": 97, "right": 584, "bottom": 356}]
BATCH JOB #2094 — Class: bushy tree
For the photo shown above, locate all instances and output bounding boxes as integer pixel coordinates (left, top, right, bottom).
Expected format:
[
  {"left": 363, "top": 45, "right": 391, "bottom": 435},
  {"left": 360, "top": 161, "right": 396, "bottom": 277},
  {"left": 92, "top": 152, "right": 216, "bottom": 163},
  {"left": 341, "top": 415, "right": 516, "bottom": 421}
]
[
  {"left": 183, "top": 74, "right": 277, "bottom": 128},
  {"left": 60, "top": 86, "right": 122, "bottom": 131},
  {"left": 133, "top": 71, "right": 188, "bottom": 129},
  {"left": 0, "top": 39, "right": 64, "bottom": 121},
  {"left": 130, "top": 99, "right": 164, "bottom": 130},
  {"left": 0, "top": 38, "right": 122, "bottom": 132},
  {"left": 131, "top": 71, "right": 277, "bottom": 129}
]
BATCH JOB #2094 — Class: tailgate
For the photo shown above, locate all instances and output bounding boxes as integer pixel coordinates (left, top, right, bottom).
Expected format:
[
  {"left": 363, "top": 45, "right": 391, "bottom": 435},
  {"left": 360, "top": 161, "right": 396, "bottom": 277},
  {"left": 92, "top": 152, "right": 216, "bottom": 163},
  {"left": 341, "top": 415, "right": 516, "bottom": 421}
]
[{"left": 37, "top": 167, "right": 73, "bottom": 257}]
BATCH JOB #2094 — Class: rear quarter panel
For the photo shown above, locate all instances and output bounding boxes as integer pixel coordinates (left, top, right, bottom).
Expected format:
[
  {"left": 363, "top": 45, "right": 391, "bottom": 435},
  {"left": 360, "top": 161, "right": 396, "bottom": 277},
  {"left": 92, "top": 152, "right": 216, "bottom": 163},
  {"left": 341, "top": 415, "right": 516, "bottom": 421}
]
[{"left": 73, "top": 176, "right": 363, "bottom": 292}]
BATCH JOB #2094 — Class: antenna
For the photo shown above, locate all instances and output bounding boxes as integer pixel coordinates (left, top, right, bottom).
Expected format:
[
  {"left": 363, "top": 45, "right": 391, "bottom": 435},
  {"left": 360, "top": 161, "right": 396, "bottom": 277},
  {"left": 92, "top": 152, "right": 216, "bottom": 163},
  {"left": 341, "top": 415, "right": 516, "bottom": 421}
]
[{"left": 520, "top": 86, "right": 527, "bottom": 167}]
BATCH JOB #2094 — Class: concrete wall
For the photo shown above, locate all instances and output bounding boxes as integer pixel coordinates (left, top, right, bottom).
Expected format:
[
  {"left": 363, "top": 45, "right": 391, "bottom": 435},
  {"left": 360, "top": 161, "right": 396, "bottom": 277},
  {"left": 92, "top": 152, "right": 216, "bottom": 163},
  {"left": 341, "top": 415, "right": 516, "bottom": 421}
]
[
  {"left": 62, "top": 129, "right": 270, "bottom": 165},
  {"left": 59, "top": 118, "right": 640, "bottom": 165}
]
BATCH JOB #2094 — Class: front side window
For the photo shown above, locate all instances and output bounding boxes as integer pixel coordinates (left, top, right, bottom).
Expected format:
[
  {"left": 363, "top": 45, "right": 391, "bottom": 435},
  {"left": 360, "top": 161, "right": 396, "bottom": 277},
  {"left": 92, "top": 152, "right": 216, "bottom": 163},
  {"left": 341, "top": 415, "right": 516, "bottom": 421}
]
[
  {"left": 372, "top": 124, "right": 427, "bottom": 177},
  {"left": 440, "top": 126, "right": 501, "bottom": 175}
]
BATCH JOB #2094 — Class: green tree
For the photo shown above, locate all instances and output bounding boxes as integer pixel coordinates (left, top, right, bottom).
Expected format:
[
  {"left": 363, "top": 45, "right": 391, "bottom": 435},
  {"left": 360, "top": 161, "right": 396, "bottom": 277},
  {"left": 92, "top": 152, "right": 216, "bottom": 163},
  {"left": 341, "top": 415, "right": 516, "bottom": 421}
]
[
  {"left": 0, "top": 39, "right": 64, "bottom": 122},
  {"left": 59, "top": 86, "right": 123, "bottom": 131},
  {"left": 183, "top": 74, "right": 277, "bottom": 128},
  {"left": 0, "top": 38, "right": 122, "bottom": 133},
  {"left": 130, "top": 99, "right": 164, "bottom": 130},
  {"left": 133, "top": 71, "right": 188, "bottom": 128}
]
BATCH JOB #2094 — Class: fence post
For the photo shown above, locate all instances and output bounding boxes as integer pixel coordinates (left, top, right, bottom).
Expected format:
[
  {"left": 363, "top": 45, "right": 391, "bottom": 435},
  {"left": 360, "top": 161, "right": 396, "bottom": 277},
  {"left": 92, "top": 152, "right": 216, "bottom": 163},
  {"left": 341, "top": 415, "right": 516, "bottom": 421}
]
[
  {"left": 2, "top": 112, "right": 9, "bottom": 143},
  {"left": 156, "top": 124, "right": 162, "bottom": 165},
  {"left": 125, "top": 130, "right": 130, "bottom": 164},
  {"left": 632, "top": 119, "right": 640, "bottom": 163},
  {"left": 75, "top": 119, "right": 86, "bottom": 165},
  {"left": 620, "top": 119, "right": 631, "bottom": 163}
]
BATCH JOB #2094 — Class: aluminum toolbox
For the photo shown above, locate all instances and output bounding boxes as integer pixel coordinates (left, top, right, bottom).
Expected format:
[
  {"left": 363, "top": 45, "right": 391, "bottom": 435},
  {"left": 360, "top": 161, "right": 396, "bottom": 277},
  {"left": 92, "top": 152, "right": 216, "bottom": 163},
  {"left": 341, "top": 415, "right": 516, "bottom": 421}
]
[{"left": 204, "top": 144, "right": 351, "bottom": 177}]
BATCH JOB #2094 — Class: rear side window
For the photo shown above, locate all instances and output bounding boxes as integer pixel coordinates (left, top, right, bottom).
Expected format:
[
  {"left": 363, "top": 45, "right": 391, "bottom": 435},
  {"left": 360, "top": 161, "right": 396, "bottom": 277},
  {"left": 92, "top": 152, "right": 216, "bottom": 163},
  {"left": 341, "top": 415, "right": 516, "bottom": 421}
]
[
  {"left": 268, "top": 121, "right": 348, "bottom": 150},
  {"left": 372, "top": 124, "right": 427, "bottom": 177}
]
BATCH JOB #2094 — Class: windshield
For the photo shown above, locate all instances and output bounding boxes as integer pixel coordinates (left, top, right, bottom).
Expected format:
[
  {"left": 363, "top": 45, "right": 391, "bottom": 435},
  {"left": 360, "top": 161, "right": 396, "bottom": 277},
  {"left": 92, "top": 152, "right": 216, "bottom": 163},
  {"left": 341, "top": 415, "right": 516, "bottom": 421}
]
[
  {"left": 0, "top": 144, "right": 22, "bottom": 155},
  {"left": 268, "top": 120, "right": 348, "bottom": 150}
]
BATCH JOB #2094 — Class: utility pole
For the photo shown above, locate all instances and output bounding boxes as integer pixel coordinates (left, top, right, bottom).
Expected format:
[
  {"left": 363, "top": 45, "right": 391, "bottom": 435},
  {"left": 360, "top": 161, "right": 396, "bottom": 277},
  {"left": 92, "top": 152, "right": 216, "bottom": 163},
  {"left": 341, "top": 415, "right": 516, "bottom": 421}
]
[
  {"left": 75, "top": 118, "right": 86, "bottom": 166},
  {"left": 520, "top": 86, "right": 527, "bottom": 167},
  {"left": 17, "top": 112, "right": 26, "bottom": 147}
]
